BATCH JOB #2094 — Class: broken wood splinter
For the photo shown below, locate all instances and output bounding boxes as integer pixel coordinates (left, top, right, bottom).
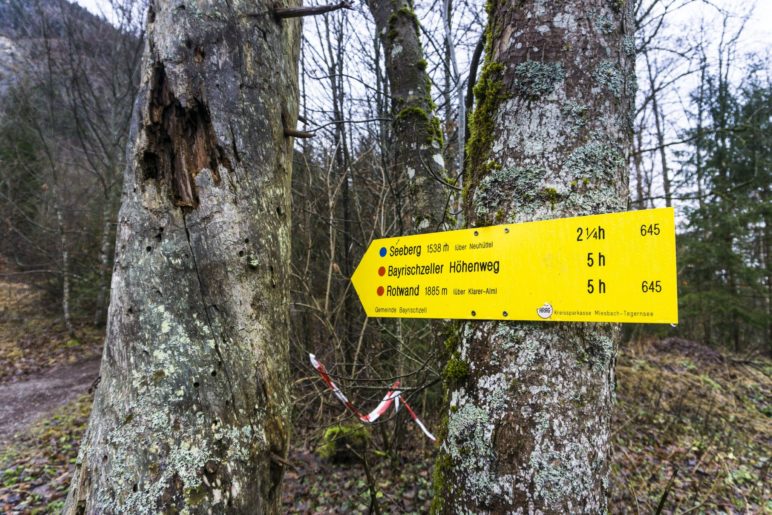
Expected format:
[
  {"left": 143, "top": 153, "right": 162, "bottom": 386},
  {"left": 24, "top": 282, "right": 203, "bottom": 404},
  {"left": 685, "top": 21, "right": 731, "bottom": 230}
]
[
  {"left": 282, "top": 111, "right": 315, "bottom": 138},
  {"left": 272, "top": 1, "right": 352, "bottom": 20},
  {"left": 283, "top": 128, "right": 316, "bottom": 138}
]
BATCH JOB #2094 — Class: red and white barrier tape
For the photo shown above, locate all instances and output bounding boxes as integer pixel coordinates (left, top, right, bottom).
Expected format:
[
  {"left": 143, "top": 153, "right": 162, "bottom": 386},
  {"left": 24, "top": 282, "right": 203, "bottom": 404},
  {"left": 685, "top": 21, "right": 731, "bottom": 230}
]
[{"left": 309, "top": 354, "right": 436, "bottom": 441}]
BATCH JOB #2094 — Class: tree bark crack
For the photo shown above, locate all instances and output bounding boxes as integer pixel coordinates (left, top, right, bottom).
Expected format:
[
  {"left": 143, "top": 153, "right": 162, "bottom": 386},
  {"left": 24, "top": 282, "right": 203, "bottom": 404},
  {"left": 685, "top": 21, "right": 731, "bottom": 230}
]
[{"left": 182, "top": 215, "right": 240, "bottom": 418}]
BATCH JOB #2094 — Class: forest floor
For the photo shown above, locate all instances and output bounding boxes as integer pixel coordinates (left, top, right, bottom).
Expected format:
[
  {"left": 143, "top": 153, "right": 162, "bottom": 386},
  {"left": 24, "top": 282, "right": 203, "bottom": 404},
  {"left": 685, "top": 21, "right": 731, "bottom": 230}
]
[
  {"left": 0, "top": 275, "right": 769, "bottom": 513},
  {"left": 609, "top": 338, "right": 770, "bottom": 513},
  {"left": 0, "top": 275, "right": 102, "bottom": 513},
  {"left": 0, "top": 277, "right": 102, "bottom": 382},
  {"left": 0, "top": 357, "right": 100, "bottom": 448}
]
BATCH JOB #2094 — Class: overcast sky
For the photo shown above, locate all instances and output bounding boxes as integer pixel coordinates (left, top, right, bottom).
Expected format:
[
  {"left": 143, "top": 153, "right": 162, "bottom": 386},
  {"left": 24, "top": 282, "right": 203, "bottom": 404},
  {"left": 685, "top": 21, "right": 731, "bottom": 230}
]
[{"left": 73, "top": 0, "right": 770, "bottom": 54}]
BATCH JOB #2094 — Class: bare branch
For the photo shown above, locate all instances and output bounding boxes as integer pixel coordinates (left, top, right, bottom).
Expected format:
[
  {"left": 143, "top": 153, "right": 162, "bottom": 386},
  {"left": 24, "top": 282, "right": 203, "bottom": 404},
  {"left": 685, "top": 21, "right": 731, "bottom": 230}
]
[
  {"left": 284, "top": 127, "right": 316, "bottom": 138},
  {"left": 272, "top": 1, "right": 352, "bottom": 20}
]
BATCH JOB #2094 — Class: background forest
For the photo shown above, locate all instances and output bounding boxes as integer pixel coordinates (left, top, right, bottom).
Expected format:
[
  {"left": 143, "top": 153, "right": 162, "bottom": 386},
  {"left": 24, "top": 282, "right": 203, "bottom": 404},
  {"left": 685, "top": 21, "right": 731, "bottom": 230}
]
[{"left": 0, "top": 0, "right": 769, "bottom": 512}]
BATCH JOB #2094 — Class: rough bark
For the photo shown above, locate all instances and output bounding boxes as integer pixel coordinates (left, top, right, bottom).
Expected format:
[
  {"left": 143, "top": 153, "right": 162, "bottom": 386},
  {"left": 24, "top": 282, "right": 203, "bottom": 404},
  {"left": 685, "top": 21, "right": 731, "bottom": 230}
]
[
  {"left": 433, "top": 0, "right": 635, "bottom": 512},
  {"left": 64, "top": 0, "right": 300, "bottom": 513},
  {"left": 366, "top": 0, "right": 447, "bottom": 232}
]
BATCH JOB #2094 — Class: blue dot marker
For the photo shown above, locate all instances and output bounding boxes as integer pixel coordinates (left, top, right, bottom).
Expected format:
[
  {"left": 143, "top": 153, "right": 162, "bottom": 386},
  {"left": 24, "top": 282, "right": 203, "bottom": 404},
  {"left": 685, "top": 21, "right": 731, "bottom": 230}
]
[{"left": 379, "top": 247, "right": 387, "bottom": 257}]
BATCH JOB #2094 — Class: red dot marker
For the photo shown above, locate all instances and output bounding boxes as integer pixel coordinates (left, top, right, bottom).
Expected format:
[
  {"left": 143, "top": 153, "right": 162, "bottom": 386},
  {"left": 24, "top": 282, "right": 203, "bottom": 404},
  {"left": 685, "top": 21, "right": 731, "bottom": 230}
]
[
  {"left": 377, "top": 286, "right": 384, "bottom": 296},
  {"left": 378, "top": 266, "right": 386, "bottom": 276}
]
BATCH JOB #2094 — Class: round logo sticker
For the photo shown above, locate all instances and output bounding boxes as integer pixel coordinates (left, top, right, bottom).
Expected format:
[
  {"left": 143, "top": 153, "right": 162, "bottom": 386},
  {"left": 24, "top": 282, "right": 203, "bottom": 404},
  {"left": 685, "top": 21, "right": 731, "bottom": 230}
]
[{"left": 537, "top": 303, "right": 553, "bottom": 319}]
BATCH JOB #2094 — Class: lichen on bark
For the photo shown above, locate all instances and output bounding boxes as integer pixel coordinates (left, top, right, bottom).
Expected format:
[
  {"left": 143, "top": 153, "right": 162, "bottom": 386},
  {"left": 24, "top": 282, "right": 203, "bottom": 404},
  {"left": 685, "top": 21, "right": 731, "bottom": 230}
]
[
  {"left": 64, "top": 1, "right": 300, "bottom": 513},
  {"left": 513, "top": 60, "right": 565, "bottom": 99},
  {"left": 433, "top": 0, "right": 635, "bottom": 511}
]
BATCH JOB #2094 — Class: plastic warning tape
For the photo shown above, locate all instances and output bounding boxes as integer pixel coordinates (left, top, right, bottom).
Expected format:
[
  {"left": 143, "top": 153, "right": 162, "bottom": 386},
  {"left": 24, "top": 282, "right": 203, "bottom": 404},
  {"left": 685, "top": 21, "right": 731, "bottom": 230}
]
[{"left": 309, "top": 354, "right": 436, "bottom": 441}]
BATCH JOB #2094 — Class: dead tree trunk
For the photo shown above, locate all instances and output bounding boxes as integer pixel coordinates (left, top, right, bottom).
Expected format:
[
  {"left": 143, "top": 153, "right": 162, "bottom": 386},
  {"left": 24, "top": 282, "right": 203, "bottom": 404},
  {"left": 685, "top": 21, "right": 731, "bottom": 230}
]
[
  {"left": 64, "top": 1, "right": 300, "bottom": 512},
  {"left": 366, "top": 0, "right": 447, "bottom": 231},
  {"left": 432, "top": 0, "right": 635, "bottom": 512}
]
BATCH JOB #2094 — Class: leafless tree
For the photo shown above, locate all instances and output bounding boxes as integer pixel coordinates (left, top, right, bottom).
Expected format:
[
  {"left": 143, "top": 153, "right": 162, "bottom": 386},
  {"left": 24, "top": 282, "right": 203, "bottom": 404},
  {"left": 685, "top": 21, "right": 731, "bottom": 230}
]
[
  {"left": 65, "top": 0, "right": 301, "bottom": 511},
  {"left": 434, "top": 0, "right": 636, "bottom": 510}
]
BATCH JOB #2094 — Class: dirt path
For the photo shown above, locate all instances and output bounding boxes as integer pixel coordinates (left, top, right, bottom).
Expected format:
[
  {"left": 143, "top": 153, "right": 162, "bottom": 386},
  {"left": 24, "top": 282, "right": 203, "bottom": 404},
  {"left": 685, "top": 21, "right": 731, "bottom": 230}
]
[{"left": 0, "top": 357, "right": 101, "bottom": 447}]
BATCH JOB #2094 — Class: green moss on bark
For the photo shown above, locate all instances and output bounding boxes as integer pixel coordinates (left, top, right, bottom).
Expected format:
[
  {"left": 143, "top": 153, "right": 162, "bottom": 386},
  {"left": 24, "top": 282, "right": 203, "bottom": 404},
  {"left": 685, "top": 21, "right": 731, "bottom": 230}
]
[
  {"left": 463, "top": 0, "right": 508, "bottom": 216},
  {"left": 464, "top": 61, "right": 506, "bottom": 208},
  {"left": 388, "top": 5, "right": 420, "bottom": 34},
  {"left": 430, "top": 453, "right": 453, "bottom": 514},
  {"left": 317, "top": 424, "right": 370, "bottom": 462},
  {"left": 443, "top": 353, "right": 470, "bottom": 386},
  {"left": 394, "top": 106, "right": 443, "bottom": 146},
  {"left": 395, "top": 106, "right": 430, "bottom": 123}
]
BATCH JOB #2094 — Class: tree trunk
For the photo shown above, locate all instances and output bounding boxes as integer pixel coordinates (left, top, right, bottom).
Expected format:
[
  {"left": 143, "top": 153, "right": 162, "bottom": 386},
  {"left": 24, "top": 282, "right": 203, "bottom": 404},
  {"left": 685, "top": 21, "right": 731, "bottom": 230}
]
[
  {"left": 366, "top": 0, "right": 447, "bottom": 231},
  {"left": 93, "top": 194, "right": 115, "bottom": 326},
  {"left": 442, "top": 0, "right": 465, "bottom": 180},
  {"left": 56, "top": 201, "right": 76, "bottom": 337},
  {"left": 366, "top": 0, "right": 450, "bottom": 453},
  {"left": 433, "top": 0, "right": 635, "bottom": 512},
  {"left": 645, "top": 51, "right": 671, "bottom": 207},
  {"left": 64, "top": 1, "right": 300, "bottom": 513}
]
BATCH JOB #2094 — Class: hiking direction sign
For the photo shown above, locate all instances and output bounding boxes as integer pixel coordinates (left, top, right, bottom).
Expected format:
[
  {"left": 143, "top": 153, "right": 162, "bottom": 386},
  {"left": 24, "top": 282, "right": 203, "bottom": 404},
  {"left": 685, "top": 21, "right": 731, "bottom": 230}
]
[{"left": 351, "top": 208, "right": 678, "bottom": 323}]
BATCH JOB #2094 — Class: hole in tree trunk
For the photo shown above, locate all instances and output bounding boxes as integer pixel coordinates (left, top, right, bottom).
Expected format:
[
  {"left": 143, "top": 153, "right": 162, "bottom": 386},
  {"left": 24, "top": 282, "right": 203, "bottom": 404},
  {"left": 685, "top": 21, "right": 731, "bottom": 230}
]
[{"left": 139, "top": 63, "right": 232, "bottom": 208}]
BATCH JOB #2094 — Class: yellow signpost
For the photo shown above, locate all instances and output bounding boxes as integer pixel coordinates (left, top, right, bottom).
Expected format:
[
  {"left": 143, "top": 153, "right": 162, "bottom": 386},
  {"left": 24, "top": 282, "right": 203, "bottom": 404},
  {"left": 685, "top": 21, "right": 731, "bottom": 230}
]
[{"left": 351, "top": 208, "right": 678, "bottom": 323}]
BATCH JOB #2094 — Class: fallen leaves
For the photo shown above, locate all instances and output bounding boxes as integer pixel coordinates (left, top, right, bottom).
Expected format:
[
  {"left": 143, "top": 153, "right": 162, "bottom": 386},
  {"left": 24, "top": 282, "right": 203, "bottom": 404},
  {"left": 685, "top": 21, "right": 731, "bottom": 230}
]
[
  {"left": 609, "top": 338, "right": 771, "bottom": 513},
  {"left": 0, "top": 394, "right": 92, "bottom": 513},
  {"left": 0, "top": 279, "right": 102, "bottom": 382}
]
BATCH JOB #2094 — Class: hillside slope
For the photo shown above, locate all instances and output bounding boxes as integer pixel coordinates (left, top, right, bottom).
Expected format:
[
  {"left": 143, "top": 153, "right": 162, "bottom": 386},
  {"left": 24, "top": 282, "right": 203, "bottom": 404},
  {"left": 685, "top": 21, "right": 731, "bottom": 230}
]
[
  {"left": 610, "top": 338, "right": 770, "bottom": 512},
  {"left": 0, "top": 0, "right": 125, "bottom": 94}
]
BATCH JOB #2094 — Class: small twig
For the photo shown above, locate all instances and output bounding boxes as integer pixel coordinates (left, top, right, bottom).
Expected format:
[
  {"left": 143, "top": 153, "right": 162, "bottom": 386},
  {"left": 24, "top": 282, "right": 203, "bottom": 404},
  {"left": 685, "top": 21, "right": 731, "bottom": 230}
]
[
  {"left": 0, "top": 270, "right": 58, "bottom": 276},
  {"left": 270, "top": 452, "right": 298, "bottom": 472},
  {"left": 284, "top": 127, "right": 316, "bottom": 138},
  {"left": 654, "top": 465, "right": 679, "bottom": 515},
  {"left": 345, "top": 443, "right": 382, "bottom": 515},
  {"left": 273, "top": 1, "right": 352, "bottom": 20},
  {"left": 309, "top": 117, "right": 392, "bottom": 132},
  {"left": 283, "top": 111, "right": 316, "bottom": 139}
]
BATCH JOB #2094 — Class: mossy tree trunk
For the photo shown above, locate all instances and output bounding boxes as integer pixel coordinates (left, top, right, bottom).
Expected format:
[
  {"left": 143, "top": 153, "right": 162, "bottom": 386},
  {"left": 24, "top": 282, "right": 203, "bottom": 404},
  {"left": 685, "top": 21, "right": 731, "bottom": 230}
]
[
  {"left": 432, "top": 0, "right": 635, "bottom": 512},
  {"left": 366, "top": 0, "right": 447, "bottom": 232},
  {"left": 64, "top": 1, "right": 300, "bottom": 513},
  {"left": 365, "top": 0, "right": 450, "bottom": 449}
]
